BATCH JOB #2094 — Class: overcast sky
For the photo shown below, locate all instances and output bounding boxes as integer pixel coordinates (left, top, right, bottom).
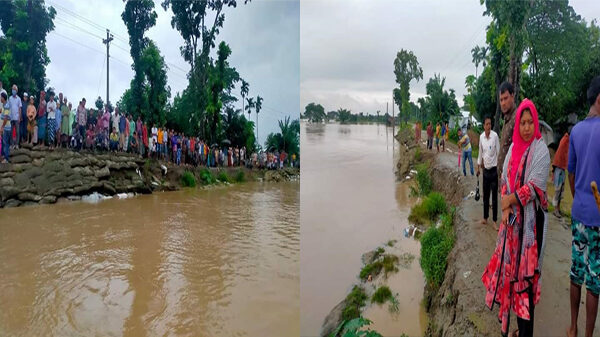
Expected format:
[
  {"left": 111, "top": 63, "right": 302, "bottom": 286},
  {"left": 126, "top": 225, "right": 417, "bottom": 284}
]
[
  {"left": 300, "top": 0, "right": 598, "bottom": 116},
  {"left": 45, "top": 0, "right": 299, "bottom": 144}
]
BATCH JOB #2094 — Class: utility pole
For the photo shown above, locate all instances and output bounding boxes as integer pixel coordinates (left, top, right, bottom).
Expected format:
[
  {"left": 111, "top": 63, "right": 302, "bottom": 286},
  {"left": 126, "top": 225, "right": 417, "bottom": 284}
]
[
  {"left": 103, "top": 29, "right": 114, "bottom": 107},
  {"left": 392, "top": 99, "right": 395, "bottom": 137}
]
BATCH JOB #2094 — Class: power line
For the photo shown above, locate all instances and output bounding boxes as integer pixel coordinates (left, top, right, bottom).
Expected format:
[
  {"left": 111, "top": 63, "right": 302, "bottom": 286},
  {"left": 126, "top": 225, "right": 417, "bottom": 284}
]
[{"left": 48, "top": 0, "right": 130, "bottom": 43}]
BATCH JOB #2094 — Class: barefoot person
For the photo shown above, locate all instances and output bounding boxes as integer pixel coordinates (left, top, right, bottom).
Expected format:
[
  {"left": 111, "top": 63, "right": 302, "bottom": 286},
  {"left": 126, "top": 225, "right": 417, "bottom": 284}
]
[
  {"left": 482, "top": 99, "right": 550, "bottom": 337},
  {"left": 567, "top": 75, "right": 600, "bottom": 337},
  {"left": 476, "top": 115, "right": 500, "bottom": 230}
]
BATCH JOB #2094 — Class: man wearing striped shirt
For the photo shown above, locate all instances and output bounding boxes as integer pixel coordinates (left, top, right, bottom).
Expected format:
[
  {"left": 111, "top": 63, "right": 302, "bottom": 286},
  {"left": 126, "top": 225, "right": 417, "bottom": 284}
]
[{"left": 476, "top": 116, "right": 500, "bottom": 230}]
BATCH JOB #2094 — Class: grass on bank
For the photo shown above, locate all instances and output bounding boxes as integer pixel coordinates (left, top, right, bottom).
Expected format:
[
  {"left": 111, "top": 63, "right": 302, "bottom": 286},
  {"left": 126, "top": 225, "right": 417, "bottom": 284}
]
[
  {"left": 371, "top": 285, "right": 393, "bottom": 304},
  {"left": 341, "top": 285, "right": 368, "bottom": 321},
  {"left": 407, "top": 165, "right": 456, "bottom": 289},
  {"left": 180, "top": 171, "right": 197, "bottom": 187},
  {"left": 359, "top": 254, "right": 399, "bottom": 281},
  {"left": 408, "top": 192, "right": 448, "bottom": 225},
  {"left": 329, "top": 317, "right": 383, "bottom": 337}
]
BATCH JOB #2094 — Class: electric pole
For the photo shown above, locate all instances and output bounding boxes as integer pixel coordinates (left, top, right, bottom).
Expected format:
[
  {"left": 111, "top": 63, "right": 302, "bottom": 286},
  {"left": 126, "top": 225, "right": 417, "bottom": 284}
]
[{"left": 103, "top": 29, "right": 114, "bottom": 107}]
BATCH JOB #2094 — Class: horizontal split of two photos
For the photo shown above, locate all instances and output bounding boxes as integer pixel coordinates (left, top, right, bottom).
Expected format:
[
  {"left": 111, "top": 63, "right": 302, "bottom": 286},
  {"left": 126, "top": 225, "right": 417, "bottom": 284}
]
[{"left": 1, "top": 0, "right": 600, "bottom": 336}]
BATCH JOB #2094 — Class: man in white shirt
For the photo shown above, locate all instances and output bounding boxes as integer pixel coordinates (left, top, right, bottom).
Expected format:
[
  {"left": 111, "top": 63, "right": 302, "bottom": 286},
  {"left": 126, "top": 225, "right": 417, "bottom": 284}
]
[{"left": 476, "top": 116, "right": 500, "bottom": 230}]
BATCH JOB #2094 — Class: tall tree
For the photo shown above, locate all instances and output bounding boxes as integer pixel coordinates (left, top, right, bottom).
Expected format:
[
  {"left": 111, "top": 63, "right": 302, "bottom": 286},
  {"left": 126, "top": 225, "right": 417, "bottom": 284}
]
[
  {"left": 140, "top": 40, "right": 170, "bottom": 127},
  {"left": 245, "top": 96, "right": 254, "bottom": 118},
  {"left": 240, "top": 79, "right": 249, "bottom": 117},
  {"left": 255, "top": 95, "right": 263, "bottom": 142},
  {"left": 161, "top": 0, "right": 250, "bottom": 137},
  {"left": 0, "top": 0, "right": 56, "bottom": 95},
  {"left": 481, "top": 0, "right": 534, "bottom": 100},
  {"left": 303, "top": 102, "right": 326, "bottom": 123},
  {"left": 393, "top": 49, "right": 423, "bottom": 125},
  {"left": 122, "top": 0, "right": 157, "bottom": 115}
]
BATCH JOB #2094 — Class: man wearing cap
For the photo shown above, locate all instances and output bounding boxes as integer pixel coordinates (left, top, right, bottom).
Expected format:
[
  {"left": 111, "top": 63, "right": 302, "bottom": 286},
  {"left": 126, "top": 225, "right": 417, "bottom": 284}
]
[
  {"left": 567, "top": 75, "right": 600, "bottom": 337},
  {"left": 20, "top": 92, "right": 29, "bottom": 144},
  {"left": 8, "top": 84, "right": 22, "bottom": 149}
]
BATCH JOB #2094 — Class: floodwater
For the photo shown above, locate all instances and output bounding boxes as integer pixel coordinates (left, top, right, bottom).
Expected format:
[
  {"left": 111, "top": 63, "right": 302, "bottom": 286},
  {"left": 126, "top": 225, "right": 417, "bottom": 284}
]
[
  {"left": 0, "top": 182, "right": 299, "bottom": 337},
  {"left": 300, "top": 122, "right": 426, "bottom": 336}
]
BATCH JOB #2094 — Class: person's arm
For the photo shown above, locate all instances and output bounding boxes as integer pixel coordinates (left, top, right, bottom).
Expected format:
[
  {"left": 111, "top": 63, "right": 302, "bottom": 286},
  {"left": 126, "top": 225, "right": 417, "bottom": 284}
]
[
  {"left": 569, "top": 173, "right": 575, "bottom": 198},
  {"left": 477, "top": 135, "right": 483, "bottom": 175},
  {"left": 568, "top": 131, "right": 577, "bottom": 198}
]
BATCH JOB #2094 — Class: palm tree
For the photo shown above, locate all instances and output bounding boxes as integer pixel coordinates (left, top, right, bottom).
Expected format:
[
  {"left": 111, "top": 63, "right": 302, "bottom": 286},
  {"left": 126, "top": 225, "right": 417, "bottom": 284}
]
[
  {"left": 471, "top": 45, "right": 482, "bottom": 77},
  {"left": 255, "top": 95, "right": 263, "bottom": 145},
  {"left": 245, "top": 97, "right": 254, "bottom": 119},
  {"left": 240, "top": 80, "right": 249, "bottom": 117}
]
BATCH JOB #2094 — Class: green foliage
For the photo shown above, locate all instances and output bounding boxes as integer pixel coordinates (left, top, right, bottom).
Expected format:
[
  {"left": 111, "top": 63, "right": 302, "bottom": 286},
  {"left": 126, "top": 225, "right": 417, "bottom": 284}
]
[
  {"left": 371, "top": 286, "right": 393, "bottom": 304},
  {"left": 303, "top": 102, "right": 326, "bottom": 123},
  {"left": 409, "top": 192, "right": 448, "bottom": 225},
  {"left": 329, "top": 317, "right": 383, "bottom": 337},
  {"left": 420, "top": 225, "right": 454, "bottom": 288},
  {"left": 418, "top": 73, "right": 461, "bottom": 125},
  {"left": 415, "top": 163, "right": 432, "bottom": 196},
  {"left": 413, "top": 146, "right": 422, "bottom": 162},
  {"left": 393, "top": 49, "right": 423, "bottom": 124},
  {"left": 386, "top": 240, "right": 396, "bottom": 247},
  {"left": 359, "top": 254, "right": 399, "bottom": 280},
  {"left": 337, "top": 108, "right": 352, "bottom": 124},
  {"left": 199, "top": 168, "right": 215, "bottom": 185},
  {"left": 388, "top": 294, "right": 400, "bottom": 313},
  {"left": 359, "top": 262, "right": 383, "bottom": 281},
  {"left": 234, "top": 170, "right": 245, "bottom": 183},
  {"left": 341, "top": 286, "right": 368, "bottom": 321},
  {"left": 264, "top": 116, "right": 300, "bottom": 156},
  {"left": 180, "top": 171, "right": 197, "bottom": 187},
  {"left": 217, "top": 171, "right": 230, "bottom": 183},
  {"left": 448, "top": 126, "right": 460, "bottom": 144},
  {"left": 0, "top": 0, "right": 56, "bottom": 95}
]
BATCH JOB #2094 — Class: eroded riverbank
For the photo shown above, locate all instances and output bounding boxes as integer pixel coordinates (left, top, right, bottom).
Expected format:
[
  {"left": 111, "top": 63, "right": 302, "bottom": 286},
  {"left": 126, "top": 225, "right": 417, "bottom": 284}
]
[{"left": 0, "top": 146, "right": 298, "bottom": 208}]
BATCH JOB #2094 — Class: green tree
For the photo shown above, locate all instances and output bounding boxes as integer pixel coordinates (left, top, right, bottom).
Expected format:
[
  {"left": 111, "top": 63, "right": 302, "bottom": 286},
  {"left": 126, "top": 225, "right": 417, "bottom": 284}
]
[
  {"left": 0, "top": 0, "right": 56, "bottom": 95},
  {"left": 304, "top": 102, "right": 326, "bottom": 123},
  {"left": 122, "top": 0, "right": 157, "bottom": 115},
  {"left": 264, "top": 116, "right": 299, "bottom": 156},
  {"left": 161, "top": 0, "right": 249, "bottom": 138},
  {"left": 481, "top": 0, "right": 533, "bottom": 100},
  {"left": 95, "top": 96, "right": 104, "bottom": 110},
  {"left": 140, "top": 40, "right": 170, "bottom": 127},
  {"left": 245, "top": 96, "right": 254, "bottom": 118},
  {"left": 393, "top": 49, "right": 423, "bottom": 125},
  {"left": 421, "top": 74, "right": 460, "bottom": 124},
  {"left": 337, "top": 108, "right": 352, "bottom": 124},
  {"left": 240, "top": 79, "right": 249, "bottom": 117}
]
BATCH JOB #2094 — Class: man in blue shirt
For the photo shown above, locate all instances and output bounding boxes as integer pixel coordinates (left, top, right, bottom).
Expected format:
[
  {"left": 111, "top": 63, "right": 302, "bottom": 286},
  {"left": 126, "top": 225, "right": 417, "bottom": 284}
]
[
  {"left": 567, "top": 75, "right": 600, "bottom": 337},
  {"left": 8, "top": 84, "right": 22, "bottom": 149}
]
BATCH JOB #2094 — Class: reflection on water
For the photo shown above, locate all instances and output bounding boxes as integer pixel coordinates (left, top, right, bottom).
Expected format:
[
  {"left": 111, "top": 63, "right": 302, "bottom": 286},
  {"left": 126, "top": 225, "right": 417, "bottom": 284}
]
[
  {"left": 300, "top": 122, "right": 425, "bottom": 336},
  {"left": 0, "top": 182, "right": 299, "bottom": 337}
]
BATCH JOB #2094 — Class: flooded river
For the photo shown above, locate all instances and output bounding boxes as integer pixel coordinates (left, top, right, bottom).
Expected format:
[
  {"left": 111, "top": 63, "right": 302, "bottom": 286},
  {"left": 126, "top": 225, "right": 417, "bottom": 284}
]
[
  {"left": 0, "top": 182, "right": 299, "bottom": 337},
  {"left": 300, "top": 122, "right": 426, "bottom": 336}
]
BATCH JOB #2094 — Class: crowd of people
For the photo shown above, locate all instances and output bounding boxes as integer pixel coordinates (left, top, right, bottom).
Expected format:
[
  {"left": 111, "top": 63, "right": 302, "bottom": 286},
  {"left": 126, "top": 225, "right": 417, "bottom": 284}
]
[
  {"left": 413, "top": 76, "right": 600, "bottom": 337},
  {"left": 0, "top": 82, "right": 297, "bottom": 169}
]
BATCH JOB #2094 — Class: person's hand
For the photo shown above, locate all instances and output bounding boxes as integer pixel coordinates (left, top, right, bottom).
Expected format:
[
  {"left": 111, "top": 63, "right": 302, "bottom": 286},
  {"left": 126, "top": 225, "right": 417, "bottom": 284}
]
[
  {"left": 476, "top": 167, "right": 480, "bottom": 177},
  {"left": 502, "top": 208, "right": 511, "bottom": 225},
  {"left": 501, "top": 194, "right": 513, "bottom": 211}
]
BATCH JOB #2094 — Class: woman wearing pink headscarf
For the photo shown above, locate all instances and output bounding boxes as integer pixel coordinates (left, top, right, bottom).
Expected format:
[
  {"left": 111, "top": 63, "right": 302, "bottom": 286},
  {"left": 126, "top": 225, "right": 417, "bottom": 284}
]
[{"left": 481, "top": 99, "right": 550, "bottom": 337}]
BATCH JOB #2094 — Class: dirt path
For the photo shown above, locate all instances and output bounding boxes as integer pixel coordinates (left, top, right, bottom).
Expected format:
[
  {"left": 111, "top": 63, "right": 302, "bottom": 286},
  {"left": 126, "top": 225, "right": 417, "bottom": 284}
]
[{"left": 420, "top": 133, "right": 600, "bottom": 337}]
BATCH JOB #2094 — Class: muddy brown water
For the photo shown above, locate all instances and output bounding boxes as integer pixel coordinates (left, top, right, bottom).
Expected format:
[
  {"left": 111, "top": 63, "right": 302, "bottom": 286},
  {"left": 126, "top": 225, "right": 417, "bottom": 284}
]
[
  {"left": 0, "top": 182, "right": 299, "bottom": 337},
  {"left": 300, "top": 122, "right": 426, "bottom": 336}
]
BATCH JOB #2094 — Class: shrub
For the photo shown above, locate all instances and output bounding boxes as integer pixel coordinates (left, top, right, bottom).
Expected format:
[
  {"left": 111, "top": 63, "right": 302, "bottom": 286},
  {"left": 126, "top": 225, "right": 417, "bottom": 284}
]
[
  {"left": 217, "top": 171, "right": 230, "bottom": 183},
  {"left": 199, "top": 169, "right": 215, "bottom": 185},
  {"left": 341, "top": 286, "right": 368, "bottom": 321},
  {"left": 414, "top": 147, "right": 422, "bottom": 162},
  {"left": 448, "top": 126, "right": 459, "bottom": 143},
  {"left": 359, "top": 262, "right": 383, "bottom": 280},
  {"left": 420, "top": 226, "right": 454, "bottom": 288},
  {"left": 180, "top": 171, "right": 196, "bottom": 187},
  {"left": 371, "top": 286, "right": 393, "bottom": 304},
  {"left": 329, "top": 317, "right": 383, "bottom": 337},
  {"left": 423, "top": 192, "right": 448, "bottom": 221},
  {"left": 415, "top": 163, "right": 432, "bottom": 196},
  {"left": 234, "top": 170, "right": 245, "bottom": 183}
]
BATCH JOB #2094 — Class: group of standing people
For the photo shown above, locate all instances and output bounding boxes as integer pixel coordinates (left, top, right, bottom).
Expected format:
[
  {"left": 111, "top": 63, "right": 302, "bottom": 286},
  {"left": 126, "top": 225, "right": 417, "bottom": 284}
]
[
  {"left": 475, "top": 77, "right": 600, "bottom": 337},
  {"left": 0, "top": 81, "right": 298, "bottom": 171}
]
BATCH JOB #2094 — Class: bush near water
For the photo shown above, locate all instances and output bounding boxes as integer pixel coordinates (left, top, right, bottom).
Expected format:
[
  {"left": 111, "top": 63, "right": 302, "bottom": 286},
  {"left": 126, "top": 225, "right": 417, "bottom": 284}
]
[{"left": 408, "top": 192, "right": 448, "bottom": 225}]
